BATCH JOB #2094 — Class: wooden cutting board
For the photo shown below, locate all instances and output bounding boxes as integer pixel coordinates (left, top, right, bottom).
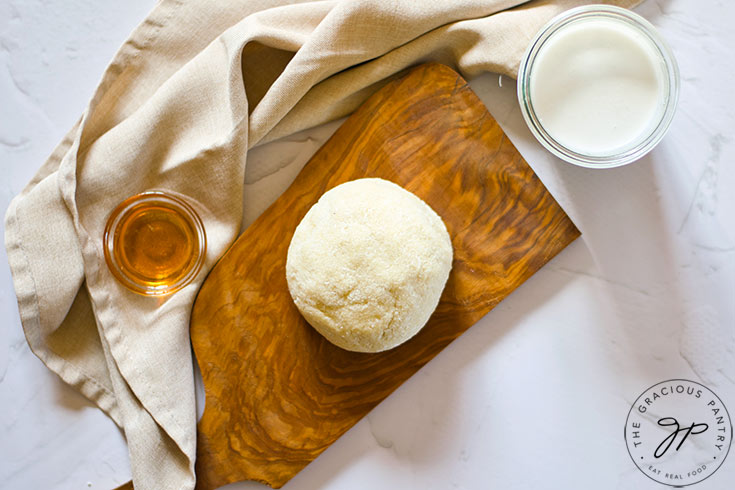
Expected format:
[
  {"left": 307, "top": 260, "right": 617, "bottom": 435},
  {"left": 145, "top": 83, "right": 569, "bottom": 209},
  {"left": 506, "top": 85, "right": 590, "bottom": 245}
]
[{"left": 190, "top": 63, "right": 580, "bottom": 490}]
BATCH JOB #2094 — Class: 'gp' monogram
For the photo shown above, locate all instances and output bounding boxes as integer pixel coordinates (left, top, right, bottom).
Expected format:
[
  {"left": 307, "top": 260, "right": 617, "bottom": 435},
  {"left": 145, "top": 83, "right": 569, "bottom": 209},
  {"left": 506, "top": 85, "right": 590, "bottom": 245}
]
[{"left": 654, "top": 417, "right": 709, "bottom": 458}]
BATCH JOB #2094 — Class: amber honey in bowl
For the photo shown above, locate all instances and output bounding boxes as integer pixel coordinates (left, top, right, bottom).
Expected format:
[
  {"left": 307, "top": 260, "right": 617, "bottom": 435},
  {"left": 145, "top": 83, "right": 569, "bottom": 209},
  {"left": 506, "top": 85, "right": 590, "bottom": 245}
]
[{"left": 103, "top": 191, "right": 206, "bottom": 296}]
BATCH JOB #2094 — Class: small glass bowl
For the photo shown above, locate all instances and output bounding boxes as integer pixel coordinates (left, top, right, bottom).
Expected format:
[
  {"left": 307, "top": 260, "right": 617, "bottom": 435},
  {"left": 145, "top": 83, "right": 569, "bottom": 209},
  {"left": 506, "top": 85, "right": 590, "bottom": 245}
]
[
  {"left": 517, "top": 5, "right": 680, "bottom": 168},
  {"left": 103, "top": 191, "right": 206, "bottom": 296}
]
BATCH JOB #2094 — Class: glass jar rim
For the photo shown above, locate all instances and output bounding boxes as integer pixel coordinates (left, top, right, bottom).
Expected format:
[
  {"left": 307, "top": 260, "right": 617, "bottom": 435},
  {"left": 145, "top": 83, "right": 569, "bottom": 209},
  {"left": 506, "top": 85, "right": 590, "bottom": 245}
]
[
  {"left": 517, "top": 4, "right": 680, "bottom": 168},
  {"left": 103, "top": 190, "right": 207, "bottom": 296}
]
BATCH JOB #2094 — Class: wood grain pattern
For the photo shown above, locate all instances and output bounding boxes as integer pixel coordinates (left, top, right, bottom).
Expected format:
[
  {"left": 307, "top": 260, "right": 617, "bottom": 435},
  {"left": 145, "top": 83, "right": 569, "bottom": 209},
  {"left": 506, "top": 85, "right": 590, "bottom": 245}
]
[{"left": 190, "top": 63, "right": 580, "bottom": 490}]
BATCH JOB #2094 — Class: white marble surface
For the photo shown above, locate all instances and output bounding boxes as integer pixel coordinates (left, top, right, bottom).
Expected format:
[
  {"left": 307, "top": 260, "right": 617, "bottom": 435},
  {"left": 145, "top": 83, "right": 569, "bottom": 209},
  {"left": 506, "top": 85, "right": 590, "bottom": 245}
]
[{"left": 1, "top": 1, "right": 734, "bottom": 489}]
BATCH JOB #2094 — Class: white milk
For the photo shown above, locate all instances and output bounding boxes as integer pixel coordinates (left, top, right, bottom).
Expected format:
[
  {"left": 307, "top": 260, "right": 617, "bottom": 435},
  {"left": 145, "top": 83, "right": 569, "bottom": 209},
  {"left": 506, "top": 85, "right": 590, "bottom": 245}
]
[{"left": 529, "top": 18, "right": 666, "bottom": 156}]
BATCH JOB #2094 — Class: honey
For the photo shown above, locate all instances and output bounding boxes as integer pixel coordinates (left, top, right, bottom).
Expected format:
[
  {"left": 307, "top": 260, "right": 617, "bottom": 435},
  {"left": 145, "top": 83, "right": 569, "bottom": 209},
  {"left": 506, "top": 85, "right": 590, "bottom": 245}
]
[{"left": 104, "top": 191, "right": 206, "bottom": 296}]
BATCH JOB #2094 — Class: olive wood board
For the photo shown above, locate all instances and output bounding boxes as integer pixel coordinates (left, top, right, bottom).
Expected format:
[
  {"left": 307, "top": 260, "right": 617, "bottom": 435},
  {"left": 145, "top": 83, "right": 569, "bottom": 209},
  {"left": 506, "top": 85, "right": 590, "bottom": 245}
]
[{"left": 190, "top": 63, "right": 580, "bottom": 490}]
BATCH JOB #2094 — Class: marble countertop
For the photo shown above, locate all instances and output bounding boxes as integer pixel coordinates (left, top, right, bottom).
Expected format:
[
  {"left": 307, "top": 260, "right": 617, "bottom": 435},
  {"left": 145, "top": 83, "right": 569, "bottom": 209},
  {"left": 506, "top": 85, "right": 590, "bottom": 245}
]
[{"left": 2, "top": 1, "right": 733, "bottom": 489}]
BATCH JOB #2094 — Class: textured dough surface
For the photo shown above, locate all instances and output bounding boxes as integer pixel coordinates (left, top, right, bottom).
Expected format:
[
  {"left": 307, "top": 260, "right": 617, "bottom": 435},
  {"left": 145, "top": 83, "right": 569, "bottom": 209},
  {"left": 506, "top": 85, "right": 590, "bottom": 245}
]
[{"left": 286, "top": 178, "right": 453, "bottom": 353}]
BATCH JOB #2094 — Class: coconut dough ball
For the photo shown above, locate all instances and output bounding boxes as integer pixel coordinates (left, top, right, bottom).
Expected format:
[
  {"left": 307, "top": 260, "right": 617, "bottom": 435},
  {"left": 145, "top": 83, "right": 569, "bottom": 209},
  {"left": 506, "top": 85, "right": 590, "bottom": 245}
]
[{"left": 286, "top": 178, "right": 453, "bottom": 353}]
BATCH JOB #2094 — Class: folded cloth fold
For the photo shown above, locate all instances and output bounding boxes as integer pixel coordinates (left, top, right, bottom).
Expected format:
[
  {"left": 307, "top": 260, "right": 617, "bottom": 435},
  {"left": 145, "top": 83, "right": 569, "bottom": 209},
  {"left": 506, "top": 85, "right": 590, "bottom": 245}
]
[{"left": 4, "top": 0, "right": 639, "bottom": 488}]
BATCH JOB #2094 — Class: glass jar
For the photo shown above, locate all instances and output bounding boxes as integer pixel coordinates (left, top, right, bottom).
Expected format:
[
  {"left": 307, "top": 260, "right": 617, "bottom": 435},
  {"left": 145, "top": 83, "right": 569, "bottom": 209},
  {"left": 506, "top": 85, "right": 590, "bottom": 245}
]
[
  {"left": 517, "top": 5, "right": 680, "bottom": 168},
  {"left": 103, "top": 190, "right": 207, "bottom": 296}
]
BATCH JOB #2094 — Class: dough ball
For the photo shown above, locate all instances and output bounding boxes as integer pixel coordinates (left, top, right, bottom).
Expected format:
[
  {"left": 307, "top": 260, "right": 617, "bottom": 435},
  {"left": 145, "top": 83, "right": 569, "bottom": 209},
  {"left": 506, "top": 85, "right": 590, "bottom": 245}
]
[{"left": 286, "top": 178, "right": 453, "bottom": 353}]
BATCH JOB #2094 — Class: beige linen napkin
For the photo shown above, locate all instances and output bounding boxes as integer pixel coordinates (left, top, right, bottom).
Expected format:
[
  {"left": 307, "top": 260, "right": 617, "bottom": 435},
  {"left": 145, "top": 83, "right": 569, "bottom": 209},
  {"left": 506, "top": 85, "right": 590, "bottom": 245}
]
[{"left": 5, "top": 0, "right": 639, "bottom": 488}]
